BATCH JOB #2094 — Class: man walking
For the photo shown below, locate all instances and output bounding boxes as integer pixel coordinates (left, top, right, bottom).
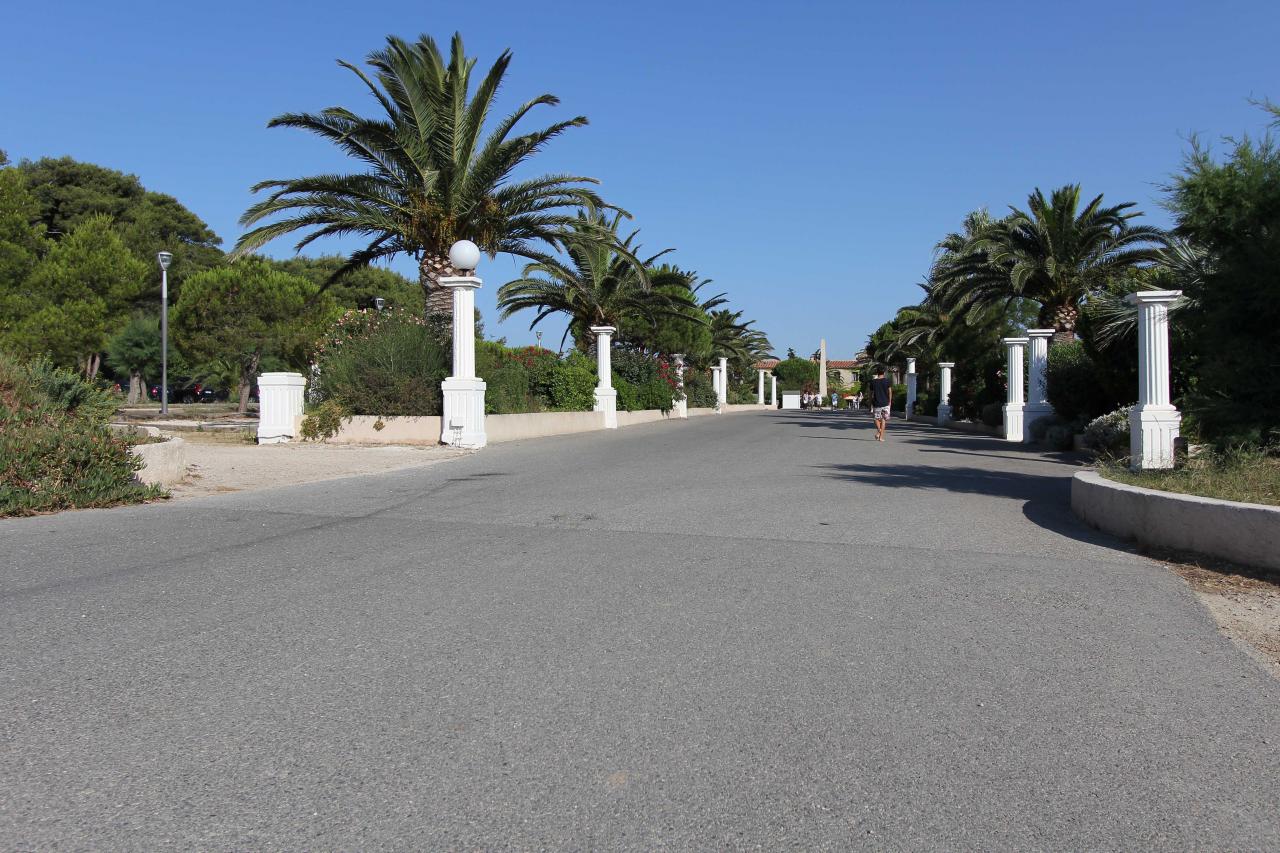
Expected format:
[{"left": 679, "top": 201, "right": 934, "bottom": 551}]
[{"left": 870, "top": 367, "right": 892, "bottom": 442}]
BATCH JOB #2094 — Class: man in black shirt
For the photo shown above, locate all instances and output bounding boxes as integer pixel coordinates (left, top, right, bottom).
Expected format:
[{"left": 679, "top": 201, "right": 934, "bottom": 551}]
[{"left": 870, "top": 368, "right": 892, "bottom": 442}]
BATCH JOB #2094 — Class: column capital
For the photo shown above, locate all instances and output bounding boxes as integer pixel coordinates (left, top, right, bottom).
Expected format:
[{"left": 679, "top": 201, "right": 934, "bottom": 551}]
[
  {"left": 589, "top": 325, "right": 616, "bottom": 336},
  {"left": 1125, "top": 290, "right": 1182, "bottom": 307},
  {"left": 1026, "top": 328, "right": 1055, "bottom": 339},
  {"left": 1002, "top": 336, "right": 1029, "bottom": 346},
  {"left": 438, "top": 275, "right": 482, "bottom": 291},
  {"left": 937, "top": 361, "right": 955, "bottom": 369},
  {"left": 906, "top": 357, "right": 916, "bottom": 371}
]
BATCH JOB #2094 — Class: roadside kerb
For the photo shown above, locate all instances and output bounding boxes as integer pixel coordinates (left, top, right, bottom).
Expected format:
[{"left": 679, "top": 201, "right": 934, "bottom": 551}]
[{"left": 1071, "top": 469, "right": 1280, "bottom": 571}]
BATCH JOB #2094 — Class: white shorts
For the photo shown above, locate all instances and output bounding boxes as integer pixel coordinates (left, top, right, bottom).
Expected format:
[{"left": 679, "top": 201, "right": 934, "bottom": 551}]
[{"left": 873, "top": 406, "right": 891, "bottom": 421}]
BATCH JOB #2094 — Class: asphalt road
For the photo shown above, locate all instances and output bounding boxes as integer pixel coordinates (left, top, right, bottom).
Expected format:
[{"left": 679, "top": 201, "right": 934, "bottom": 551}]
[{"left": 3, "top": 410, "right": 1277, "bottom": 850}]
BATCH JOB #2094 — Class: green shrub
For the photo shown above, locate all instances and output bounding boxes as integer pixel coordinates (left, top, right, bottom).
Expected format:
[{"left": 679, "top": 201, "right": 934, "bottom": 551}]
[
  {"left": 1029, "top": 413, "right": 1065, "bottom": 442},
  {"left": 890, "top": 383, "right": 907, "bottom": 412},
  {"left": 549, "top": 358, "right": 596, "bottom": 410},
  {"left": 300, "top": 399, "right": 350, "bottom": 441},
  {"left": 1, "top": 355, "right": 161, "bottom": 516},
  {"left": 916, "top": 390, "right": 939, "bottom": 417},
  {"left": 683, "top": 371, "right": 718, "bottom": 408},
  {"left": 1044, "top": 424, "right": 1074, "bottom": 451},
  {"left": 1083, "top": 406, "right": 1132, "bottom": 457},
  {"left": 980, "top": 401, "right": 1004, "bottom": 427},
  {"left": 614, "top": 375, "right": 640, "bottom": 411},
  {"left": 1046, "top": 340, "right": 1112, "bottom": 422},
  {"left": 316, "top": 313, "right": 447, "bottom": 416}
]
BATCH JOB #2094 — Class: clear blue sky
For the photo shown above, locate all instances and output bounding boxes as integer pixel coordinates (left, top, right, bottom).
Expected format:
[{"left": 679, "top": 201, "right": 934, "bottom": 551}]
[{"left": 4, "top": 0, "right": 1277, "bottom": 358}]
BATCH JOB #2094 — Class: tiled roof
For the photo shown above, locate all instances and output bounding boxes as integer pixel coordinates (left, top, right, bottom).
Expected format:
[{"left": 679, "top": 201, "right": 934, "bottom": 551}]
[
  {"left": 827, "top": 360, "right": 862, "bottom": 368},
  {"left": 753, "top": 359, "right": 780, "bottom": 369}
]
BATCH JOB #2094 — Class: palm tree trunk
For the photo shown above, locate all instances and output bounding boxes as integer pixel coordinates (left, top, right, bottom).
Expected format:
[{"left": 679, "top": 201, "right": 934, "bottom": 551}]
[
  {"left": 420, "top": 253, "right": 457, "bottom": 316},
  {"left": 1039, "top": 303, "right": 1081, "bottom": 345}
]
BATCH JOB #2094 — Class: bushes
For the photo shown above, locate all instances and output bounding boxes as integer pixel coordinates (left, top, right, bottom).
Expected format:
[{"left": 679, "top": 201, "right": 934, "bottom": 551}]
[
  {"left": 314, "top": 310, "right": 447, "bottom": 416},
  {"left": 684, "top": 371, "right": 718, "bottom": 408},
  {"left": 548, "top": 354, "right": 596, "bottom": 410},
  {"left": 1046, "top": 340, "right": 1114, "bottom": 422},
  {"left": 1083, "top": 406, "right": 1132, "bottom": 457},
  {"left": 980, "top": 401, "right": 1004, "bottom": 427},
  {"left": 890, "top": 383, "right": 907, "bottom": 412},
  {"left": 1, "top": 355, "right": 160, "bottom": 516}
]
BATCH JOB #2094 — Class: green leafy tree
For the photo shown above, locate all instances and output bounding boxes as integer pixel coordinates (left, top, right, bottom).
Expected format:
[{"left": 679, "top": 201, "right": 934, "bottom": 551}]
[
  {"left": 773, "top": 356, "right": 819, "bottom": 391},
  {"left": 234, "top": 32, "right": 604, "bottom": 315},
  {"left": 0, "top": 167, "right": 49, "bottom": 336},
  {"left": 174, "top": 259, "right": 334, "bottom": 412},
  {"left": 16, "top": 157, "right": 223, "bottom": 289},
  {"left": 272, "top": 254, "right": 424, "bottom": 313},
  {"left": 616, "top": 265, "right": 713, "bottom": 358},
  {"left": 105, "top": 313, "right": 162, "bottom": 403},
  {"left": 11, "top": 214, "right": 148, "bottom": 376},
  {"left": 931, "top": 188, "right": 1167, "bottom": 343}
]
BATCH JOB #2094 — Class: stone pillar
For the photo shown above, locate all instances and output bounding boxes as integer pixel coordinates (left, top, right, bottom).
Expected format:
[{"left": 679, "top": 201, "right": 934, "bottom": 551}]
[
  {"left": 590, "top": 325, "right": 618, "bottom": 429},
  {"left": 770, "top": 373, "right": 777, "bottom": 407},
  {"left": 717, "top": 357, "right": 728, "bottom": 410},
  {"left": 937, "top": 362, "right": 955, "bottom": 424},
  {"left": 1127, "top": 291, "right": 1182, "bottom": 470},
  {"left": 440, "top": 276, "right": 487, "bottom": 448},
  {"left": 905, "top": 358, "right": 917, "bottom": 418},
  {"left": 672, "top": 354, "right": 687, "bottom": 418},
  {"left": 1001, "top": 337, "right": 1028, "bottom": 442},
  {"left": 1024, "top": 328, "right": 1055, "bottom": 432},
  {"left": 757, "top": 369, "right": 765, "bottom": 405},
  {"left": 257, "top": 371, "right": 306, "bottom": 444},
  {"left": 818, "top": 339, "right": 828, "bottom": 400}
]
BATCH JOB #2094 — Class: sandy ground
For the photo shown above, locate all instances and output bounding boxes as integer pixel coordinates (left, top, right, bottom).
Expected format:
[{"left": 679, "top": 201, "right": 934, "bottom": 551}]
[
  {"left": 1159, "top": 554, "right": 1280, "bottom": 677},
  {"left": 168, "top": 432, "right": 468, "bottom": 499}
]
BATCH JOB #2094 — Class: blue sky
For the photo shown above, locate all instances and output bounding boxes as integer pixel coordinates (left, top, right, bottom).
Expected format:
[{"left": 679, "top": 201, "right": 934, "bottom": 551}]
[{"left": 3, "top": 0, "right": 1277, "bottom": 358}]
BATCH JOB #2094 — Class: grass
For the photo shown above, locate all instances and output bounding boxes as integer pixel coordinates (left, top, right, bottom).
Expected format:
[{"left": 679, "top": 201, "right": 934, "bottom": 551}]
[{"left": 1101, "top": 446, "right": 1280, "bottom": 507}]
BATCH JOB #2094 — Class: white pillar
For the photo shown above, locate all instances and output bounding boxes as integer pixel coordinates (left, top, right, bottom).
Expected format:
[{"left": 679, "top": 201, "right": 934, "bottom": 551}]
[
  {"left": 757, "top": 369, "right": 765, "bottom": 405},
  {"left": 818, "top": 339, "right": 828, "bottom": 400},
  {"left": 1001, "top": 337, "right": 1028, "bottom": 442},
  {"left": 440, "top": 277, "right": 487, "bottom": 448},
  {"left": 936, "top": 362, "right": 955, "bottom": 424},
  {"left": 1024, "top": 328, "right": 1055, "bottom": 432},
  {"left": 770, "top": 373, "right": 777, "bottom": 407},
  {"left": 905, "top": 358, "right": 917, "bottom": 418},
  {"left": 1127, "top": 291, "right": 1182, "bottom": 470},
  {"left": 672, "top": 354, "right": 687, "bottom": 418},
  {"left": 590, "top": 325, "right": 617, "bottom": 429},
  {"left": 717, "top": 357, "right": 728, "bottom": 410},
  {"left": 257, "top": 371, "right": 306, "bottom": 444}
]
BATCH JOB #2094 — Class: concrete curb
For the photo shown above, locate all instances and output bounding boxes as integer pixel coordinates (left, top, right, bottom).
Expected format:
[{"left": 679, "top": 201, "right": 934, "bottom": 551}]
[
  {"left": 1071, "top": 470, "right": 1280, "bottom": 570},
  {"left": 130, "top": 436, "right": 188, "bottom": 487}
]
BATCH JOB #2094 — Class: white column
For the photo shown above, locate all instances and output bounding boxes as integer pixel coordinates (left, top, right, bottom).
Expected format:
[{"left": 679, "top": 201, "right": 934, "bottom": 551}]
[
  {"left": 757, "top": 369, "right": 765, "bottom": 405},
  {"left": 1001, "top": 337, "right": 1028, "bottom": 442},
  {"left": 1127, "top": 291, "right": 1182, "bottom": 470},
  {"left": 936, "top": 362, "right": 955, "bottom": 424},
  {"left": 717, "top": 357, "right": 728, "bottom": 410},
  {"left": 818, "top": 339, "right": 828, "bottom": 400},
  {"left": 905, "top": 358, "right": 917, "bottom": 418},
  {"left": 770, "top": 373, "right": 777, "bottom": 406},
  {"left": 440, "top": 277, "right": 487, "bottom": 447},
  {"left": 590, "top": 325, "right": 617, "bottom": 429},
  {"left": 672, "top": 354, "right": 687, "bottom": 418},
  {"left": 1024, "top": 328, "right": 1054, "bottom": 433},
  {"left": 257, "top": 372, "right": 306, "bottom": 444}
]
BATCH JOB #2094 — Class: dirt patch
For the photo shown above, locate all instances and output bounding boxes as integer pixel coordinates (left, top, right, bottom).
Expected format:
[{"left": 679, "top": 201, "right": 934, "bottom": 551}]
[
  {"left": 168, "top": 432, "right": 469, "bottom": 499},
  {"left": 1154, "top": 550, "right": 1280, "bottom": 677}
]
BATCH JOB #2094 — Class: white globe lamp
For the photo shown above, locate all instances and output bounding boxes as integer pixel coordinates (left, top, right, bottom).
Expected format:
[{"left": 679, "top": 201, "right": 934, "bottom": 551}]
[{"left": 448, "top": 239, "right": 481, "bottom": 273}]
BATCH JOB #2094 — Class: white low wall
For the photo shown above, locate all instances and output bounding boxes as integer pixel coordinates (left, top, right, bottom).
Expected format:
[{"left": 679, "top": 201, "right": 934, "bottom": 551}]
[
  {"left": 488, "top": 411, "right": 603, "bottom": 443},
  {"left": 1071, "top": 470, "right": 1280, "bottom": 570},
  {"left": 130, "top": 436, "right": 188, "bottom": 486}
]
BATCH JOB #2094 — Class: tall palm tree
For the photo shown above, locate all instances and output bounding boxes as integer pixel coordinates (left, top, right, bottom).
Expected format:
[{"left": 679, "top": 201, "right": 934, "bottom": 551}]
[
  {"left": 708, "top": 308, "right": 772, "bottom": 367},
  {"left": 233, "top": 33, "right": 605, "bottom": 315},
  {"left": 496, "top": 212, "right": 687, "bottom": 350},
  {"left": 932, "top": 186, "right": 1167, "bottom": 343}
]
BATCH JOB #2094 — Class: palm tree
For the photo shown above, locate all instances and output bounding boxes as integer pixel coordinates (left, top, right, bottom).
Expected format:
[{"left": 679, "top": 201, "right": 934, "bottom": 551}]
[
  {"left": 708, "top": 308, "right": 772, "bottom": 366},
  {"left": 931, "top": 186, "right": 1167, "bottom": 343},
  {"left": 233, "top": 33, "right": 605, "bottom": 315},
  {"left": 496, "top": 212, "right": 687, "bottom": 351}
]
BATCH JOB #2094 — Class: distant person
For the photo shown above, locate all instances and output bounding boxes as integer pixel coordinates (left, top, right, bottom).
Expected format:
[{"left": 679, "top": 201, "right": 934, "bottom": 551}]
[
  {"left": 870, "top": 368, "right": 893, "bottom": 442},
  {"left": 831, "top": 392, "right": 839, "bottom": 409}
]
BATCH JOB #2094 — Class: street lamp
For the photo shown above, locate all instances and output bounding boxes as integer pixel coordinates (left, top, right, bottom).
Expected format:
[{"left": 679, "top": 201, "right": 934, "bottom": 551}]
[{"left": 157, "top": 251, "right": 173, "bottom": 415}]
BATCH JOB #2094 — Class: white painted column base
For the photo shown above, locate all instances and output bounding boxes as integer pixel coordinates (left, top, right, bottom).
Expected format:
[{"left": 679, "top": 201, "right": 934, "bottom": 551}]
[
  {"left": 1002, "top": 403, "right": 1024, "bottom": 442},
  {"left": 257, "top": 371, "right": 306, "bottom": 444},
  {"left": 441, "top": 377, "right": 487, "bottom": 448},
  {"left": 594, "top": 388, "right": 618, "bottom": 429},
  {"left": 673, "top": 397, "right": 687, "bottom": 418},
  {"left": 1023, "top": 403, "right": 1053, "bottom": 438},
  {"left": 1130, "top": 405, "right": 1180, "bottom": 470},
  {"left": 905, "top": 374, "right": 917, "bottom": 419},
  {"left": 936, "top": 404, "right": 953, "bottom": 425}
]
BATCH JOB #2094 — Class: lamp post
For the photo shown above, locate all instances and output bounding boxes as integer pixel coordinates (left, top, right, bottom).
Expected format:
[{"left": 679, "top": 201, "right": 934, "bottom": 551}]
[
  {"left": 157, "top": 251, "right": 173, "bottom": 415},
  {"left": 439, "top": 240, "right": 487, "bottom": 448}
]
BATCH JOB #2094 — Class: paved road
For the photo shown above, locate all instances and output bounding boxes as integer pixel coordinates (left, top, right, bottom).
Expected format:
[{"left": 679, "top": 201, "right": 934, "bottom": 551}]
[{"left": 3, "top": 411, "right": 1277, "bottom": 849}]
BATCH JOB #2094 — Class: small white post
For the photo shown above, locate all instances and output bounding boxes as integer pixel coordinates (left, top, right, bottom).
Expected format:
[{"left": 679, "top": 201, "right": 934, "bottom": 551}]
[
  {"left": 672, "top": 353, "right": 687, "bottom": 419},
  {"left": 591, "top": 325, "right": 618, "bottom": 429},
  {"left": 756, "top": 369, "right": 765, "bottom": 405},
  {"left": 1127, "top": 291, "right": 1182, "bottom": 469},
  {"left": 1024, "top": 328, "right": 1055, "bottom": 433},
  {"left": 1001, "top": 337, "right": 1028, "bottom": 442},
  {"left": 937, "top": 362, "right": 955, "bottom": 424},
  {"left": 439, "top": 274, "right": 487, "bottom": 448},
  {"left": 905, "top": 357, "right": 917, "bottom": 419},
  {"left": 257, "top": 372, "right": 306, "bottom": 444},
  {"left": 717, "top": 357, "right": 728, "bottom": 410},
  {"left": 770, "top": 372, "right": 777, "bottom": 407}
]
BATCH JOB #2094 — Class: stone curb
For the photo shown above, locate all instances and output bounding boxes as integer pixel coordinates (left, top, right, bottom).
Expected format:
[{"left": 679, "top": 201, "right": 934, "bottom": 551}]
[{"left": 1071, "top": 470, "right": 1280, "bottom": 570}]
